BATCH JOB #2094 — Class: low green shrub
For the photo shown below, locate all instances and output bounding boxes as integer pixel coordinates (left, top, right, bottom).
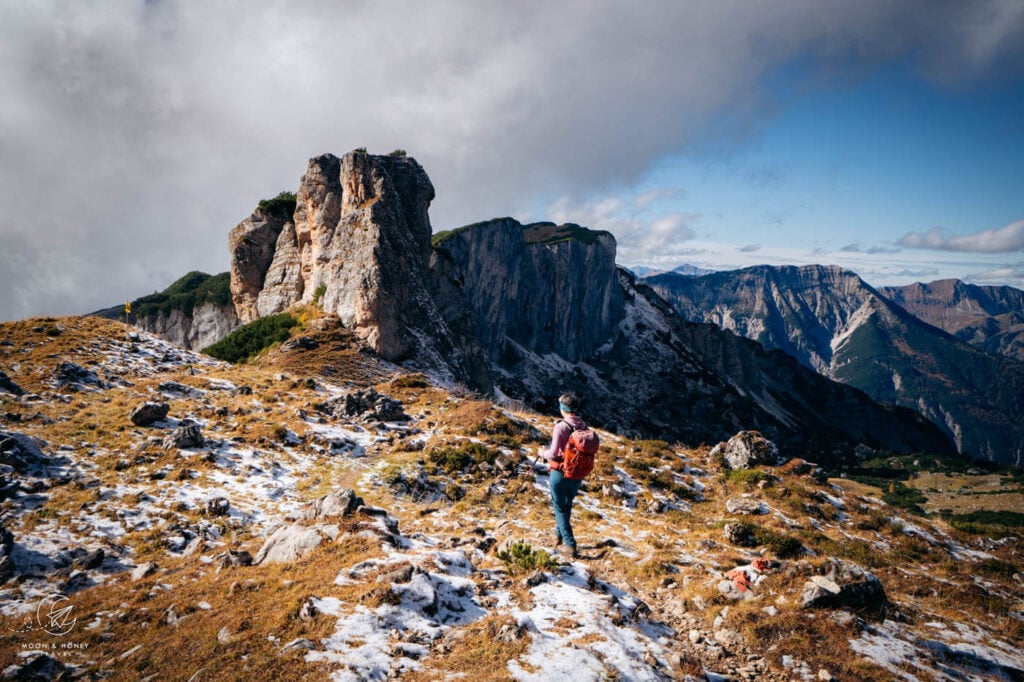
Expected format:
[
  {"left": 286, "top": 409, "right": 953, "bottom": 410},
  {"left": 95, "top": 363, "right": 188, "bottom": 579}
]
[
  {"left": 497, "top": 541, "right": 559, "bottom": 575},
  {"left": 257, "top": 191, "right": 296, "bottom": 219},
  {"left": 202, "top": 313, "right": 298, "bottom": 363},
  {"left": 427, "top": 441, "right": 497, "bottom": 474}
]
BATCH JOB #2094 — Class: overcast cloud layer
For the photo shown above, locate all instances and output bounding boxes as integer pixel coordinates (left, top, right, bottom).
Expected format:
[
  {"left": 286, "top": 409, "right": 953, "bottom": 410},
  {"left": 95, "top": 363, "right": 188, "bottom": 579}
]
[{"left": 2, "top": 0, "right": 1024, "bottom": 320}]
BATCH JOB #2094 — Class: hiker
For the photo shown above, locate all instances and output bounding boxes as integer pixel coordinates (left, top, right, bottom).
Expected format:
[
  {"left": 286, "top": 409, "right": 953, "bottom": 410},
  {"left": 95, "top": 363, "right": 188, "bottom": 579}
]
[{"left": 539, "top": 392, "right": 592, "bottom": 559}]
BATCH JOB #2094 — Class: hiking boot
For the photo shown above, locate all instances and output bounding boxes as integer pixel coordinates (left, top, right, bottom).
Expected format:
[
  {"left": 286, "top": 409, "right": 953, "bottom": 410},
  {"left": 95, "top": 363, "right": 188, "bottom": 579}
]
[
  {"left": 554, "top": 532, "right": 562, "bottom": 547},
  {"left": 558, "top": 544, "right": 578, "bottom": 559}
]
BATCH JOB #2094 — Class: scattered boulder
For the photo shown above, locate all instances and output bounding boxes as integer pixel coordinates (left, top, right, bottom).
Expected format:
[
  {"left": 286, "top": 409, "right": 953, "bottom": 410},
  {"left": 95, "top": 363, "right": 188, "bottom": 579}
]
[
  {"left": 726, "top": 498, "right": 766, "bottom": 515},
  {"left": 1, "top": 652, "right": 71, "bottom": 680},
  {"left": 131, "top": 562, "right": 158, "bottom": 581},
  {"left": 0, "top": 430, "right": 48, "bottom": 475},
  {"left": 129, "top": 401, "right": 169, "bottom": 426},
  {"left": 723, "top": 522, "right": 757, "bottom": 547},
  {"left": 0, "top": 524, "right": 14, "bottom": 579},
  {"left": 0, "top": 371, "right": 23, "bottom": 396},
  {"left": 73, "top": 548, "right": 105, "bottom": 570},
  {"left": 217, "top": 550, "right": 253, "bottom": 570},
  {"left": 711, "top": 431, "right": 781, "bottom": 470},
  {"left": 315, "top": 389, "right": 409, "bottom": 422},
  {"left": 281, "top": 638, "right": 317, "bottom": 653},
  {"left": 52, "top": 362, "right": 106, "bottom": 390},
  {"left": 303, "top": 488, "right": 364, "bottom": 521},
  {"left": 800, "top": 558, "right": 888, "bottom": 618},
  {"left": 377, "top": 563, "right": 415, "bottom": 585},
  {"left": 254, "top": 524, "right": 337, "bottom": 565},
  {"left": 162, "top": 422, "right": 204, "bottom": 450},
  {"left": 281, "top": 336, "right": 319, "bottom": 351},
  {"left": 204, "top": 497, "right": 230, "bottom": 517},
  {"left": 157, "top": 381, "right": 204, "bottom": 398}
]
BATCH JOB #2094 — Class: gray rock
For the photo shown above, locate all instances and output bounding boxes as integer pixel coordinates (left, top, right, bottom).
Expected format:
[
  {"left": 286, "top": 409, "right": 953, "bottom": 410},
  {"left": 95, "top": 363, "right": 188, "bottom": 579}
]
[
  {"left": 162, "top": 422, "right": 204, "bottom": 449},
  {"left": 723, "top": 522, "right": 756, "bottom": 547},
  {"left": 217, "top": 627, "right": 234, "bottom": 644},
  {"left": 1, "top": 652, "right": 70, "bottom": 680},
  {"left": 281, "top": 638, "right": 316, "bottom": 653},
  {"left": 129, "top": 401, "right": 169, "bottom": 426},
  {"left": 377, "top": 563, "right": 414, "bottom": 585},
  {"left": 800, "top": 558, "right": 887, "bottom": 618},
  {"left": 217, "top": 550, "right": 253, "bottom": 569},
  {"left": 254, "top": 525, "right": 335, "bottom": 565},
  {"left": 157, "top": 381, "right": 204, "bottom": 398},
  {"left": 726, "top": 498, "right": 765, "bottom": 515},
  {"left": 0, "top": 431, "right": 48, "bottom": 475},
  {"left": 52, "top": 362, "right": 106, "bottom": 389},
  {"left": 132, "top": 561, "right": 158, "bottom": 581},
  {"left": 228, "top": 151, "right": 489, "bottom": 386},
  {"left": 73, "top": 548, "right": 105, "bottom": 570},
  {"left": 204, "top": 497, "right": 230, "bottom": 516},
  {"left": 316, "top": 389, "right": 408, "bottom": 422},
  {"left": 0, "top": 370, "right": 23, "bottom": 396},
  {"left": 711, "top": 431, "right": 781, "bottom": 470},
  {"left": 303, "top": 488, "right": 364, "bottom": 521}
]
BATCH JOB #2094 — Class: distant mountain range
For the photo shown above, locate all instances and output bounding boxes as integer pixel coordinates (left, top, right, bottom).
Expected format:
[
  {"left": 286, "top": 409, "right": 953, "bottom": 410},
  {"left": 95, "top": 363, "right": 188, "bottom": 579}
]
[
  {"left": 645, "top": 265, "right": 1024, "bottom": 466},
  {"left": 881, "top": 279, "right": 1024, "bottom": 362}
]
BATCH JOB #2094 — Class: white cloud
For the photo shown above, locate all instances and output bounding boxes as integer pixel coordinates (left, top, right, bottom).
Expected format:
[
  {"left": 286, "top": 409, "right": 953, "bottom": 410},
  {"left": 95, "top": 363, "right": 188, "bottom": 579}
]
[
  {"left": 839, "top": 242, "right": 901, "bottom": 254},
  {"left": 899, "top": 219, "right": 1024, "bottom": 253},
  {"left": 2, "top": 1, "right": 1023, "bottom": 319},
  {"left": 737, "top": 244, "right": 762, "bottom": 253},
  {"left": 966, "top": 263, "right": 1024, "bottom": 286}
]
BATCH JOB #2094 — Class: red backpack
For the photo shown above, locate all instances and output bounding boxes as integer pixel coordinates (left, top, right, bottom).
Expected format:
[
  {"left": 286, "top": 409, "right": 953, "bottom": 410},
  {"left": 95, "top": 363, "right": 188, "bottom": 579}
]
[{"left": 560, "top": 420, "right": 600, "bottom": 480}]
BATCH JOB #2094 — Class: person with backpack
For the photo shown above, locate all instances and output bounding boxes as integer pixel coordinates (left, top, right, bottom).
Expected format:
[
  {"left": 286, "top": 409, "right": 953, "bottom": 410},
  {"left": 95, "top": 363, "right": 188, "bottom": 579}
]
[{"left": 538, "top": 392, "right": 599, "bottom": 559}]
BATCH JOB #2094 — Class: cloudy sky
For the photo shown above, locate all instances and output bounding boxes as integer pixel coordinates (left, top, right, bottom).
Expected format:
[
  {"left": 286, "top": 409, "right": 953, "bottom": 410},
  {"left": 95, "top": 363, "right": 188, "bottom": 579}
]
[{"left": 2, "top": 0, "right": 1023, "bottom": 321}]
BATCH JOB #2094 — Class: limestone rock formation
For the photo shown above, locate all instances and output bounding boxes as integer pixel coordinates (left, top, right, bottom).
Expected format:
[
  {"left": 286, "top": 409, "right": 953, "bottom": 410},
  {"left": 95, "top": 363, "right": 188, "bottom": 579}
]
[{"left": 229, "top": 151, "right": 488, "bottom": 385}]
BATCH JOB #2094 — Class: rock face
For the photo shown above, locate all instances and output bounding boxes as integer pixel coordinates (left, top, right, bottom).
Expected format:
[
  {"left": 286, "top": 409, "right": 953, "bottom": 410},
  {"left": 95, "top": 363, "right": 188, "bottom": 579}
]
[
  {"left": 647, "top": 265, "right": 1024, "bottom": 465},
  {"left": 229, "top": 151, "right": 488, "bottom": 385},
  {"left": 90, "top": 272, "right": 240, "bottom": 350},
  {"left": 131, "top": 302, "right": 240, "bottom": 351},
  {"left": 430, "top": 219, "right": 623, "bottom": 363}
]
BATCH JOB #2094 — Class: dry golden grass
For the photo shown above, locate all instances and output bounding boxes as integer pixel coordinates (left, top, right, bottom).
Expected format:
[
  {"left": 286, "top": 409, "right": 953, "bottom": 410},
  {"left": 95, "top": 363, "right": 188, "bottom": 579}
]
[
  {"left": 403, "top": 614, "right": 530, "bottom": 682},
  {"left": 0, "top": 525, "right": 386, "bottom": 680}
]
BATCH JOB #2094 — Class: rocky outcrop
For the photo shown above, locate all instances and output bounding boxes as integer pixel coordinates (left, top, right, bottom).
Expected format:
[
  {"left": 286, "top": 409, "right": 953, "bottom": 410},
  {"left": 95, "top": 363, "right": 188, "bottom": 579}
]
[
  {"left": 129, "top": 401, "right": 169, "bottom": 426},
  {"left": 91, "top": 272, "right": 241, "bottom": 350},
  {"left": 430, "top": 219, "right": 623, "bottom": 363},
  {"left": 228, "top": 151, "right": 489, "bottom": 385},
  {"left": 130, "top": 302, "right": 240, "bottom": 351},
  {"left": 710, "top": 431, "right": 780, "bottom": 470}
]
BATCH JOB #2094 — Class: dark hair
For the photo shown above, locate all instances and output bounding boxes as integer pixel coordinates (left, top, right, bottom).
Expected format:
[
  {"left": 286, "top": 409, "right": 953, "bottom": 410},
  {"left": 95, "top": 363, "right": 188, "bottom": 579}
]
[{"left": 558, "top": 392, "right": 581, "bottom": 412}]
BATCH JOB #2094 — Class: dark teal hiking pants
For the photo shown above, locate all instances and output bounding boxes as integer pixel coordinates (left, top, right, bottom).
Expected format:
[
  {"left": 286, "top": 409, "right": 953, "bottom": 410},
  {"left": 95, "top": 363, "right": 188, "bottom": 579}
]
[{"left": 549, "top": 469, "right": 583, "bottom": 549}]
